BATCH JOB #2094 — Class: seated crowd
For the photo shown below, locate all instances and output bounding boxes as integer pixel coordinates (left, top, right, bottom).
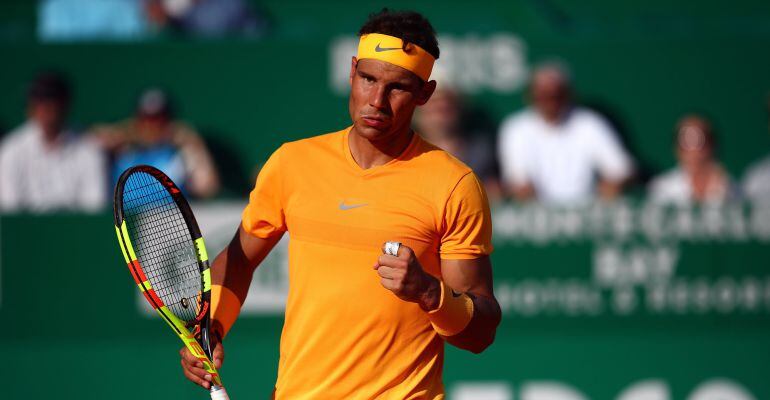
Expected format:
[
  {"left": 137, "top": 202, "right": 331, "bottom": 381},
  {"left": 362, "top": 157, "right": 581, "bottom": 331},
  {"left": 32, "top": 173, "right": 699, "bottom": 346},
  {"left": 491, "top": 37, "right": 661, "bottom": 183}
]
[
  {"left": 0, "top": 72, "right": 219, "bottom": 212},
  {"left": 1, "top": 68, "right": 769, "bottom": 213}
]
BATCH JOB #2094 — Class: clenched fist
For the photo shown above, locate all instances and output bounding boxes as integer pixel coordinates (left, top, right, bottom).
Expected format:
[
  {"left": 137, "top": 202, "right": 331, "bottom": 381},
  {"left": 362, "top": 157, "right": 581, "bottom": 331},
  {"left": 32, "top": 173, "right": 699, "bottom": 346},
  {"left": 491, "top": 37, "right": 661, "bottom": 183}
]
[{"left": 374, "top": 243, "right": 440, "bottom": 311}]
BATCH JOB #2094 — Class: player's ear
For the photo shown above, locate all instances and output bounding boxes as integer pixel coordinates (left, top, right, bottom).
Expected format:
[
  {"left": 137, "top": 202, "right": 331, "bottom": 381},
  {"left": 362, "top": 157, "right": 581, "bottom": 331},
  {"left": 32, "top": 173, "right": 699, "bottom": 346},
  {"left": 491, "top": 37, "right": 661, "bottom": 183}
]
[
  {"left": 416, "top": 80, "right": 437, "bottom": 106},
  {"left": 349, "top": 57, "right": 358, "bottom": 86}
]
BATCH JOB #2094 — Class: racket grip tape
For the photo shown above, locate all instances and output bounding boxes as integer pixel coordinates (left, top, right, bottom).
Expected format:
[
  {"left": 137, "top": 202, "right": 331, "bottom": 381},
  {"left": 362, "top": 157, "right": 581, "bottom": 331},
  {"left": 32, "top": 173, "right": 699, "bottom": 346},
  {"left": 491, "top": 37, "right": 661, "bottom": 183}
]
[{"left": 210, "top": 386, "right": 230, "bottom": 400}]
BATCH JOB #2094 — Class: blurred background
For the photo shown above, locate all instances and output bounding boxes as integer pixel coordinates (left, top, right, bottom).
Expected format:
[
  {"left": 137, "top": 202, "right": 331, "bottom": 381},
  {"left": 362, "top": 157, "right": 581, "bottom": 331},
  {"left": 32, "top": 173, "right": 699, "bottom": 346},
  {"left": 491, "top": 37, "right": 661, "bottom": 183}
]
[{"left": 2, "top": 1, "right": 770, "bottom": 399}]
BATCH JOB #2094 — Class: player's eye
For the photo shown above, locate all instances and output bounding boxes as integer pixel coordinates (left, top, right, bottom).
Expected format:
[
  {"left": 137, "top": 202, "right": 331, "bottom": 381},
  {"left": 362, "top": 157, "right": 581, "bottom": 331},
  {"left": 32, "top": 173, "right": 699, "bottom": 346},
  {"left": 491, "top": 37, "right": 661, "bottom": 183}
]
[{"left": 389, "top": 83, "right": 411, "bottom": 94}]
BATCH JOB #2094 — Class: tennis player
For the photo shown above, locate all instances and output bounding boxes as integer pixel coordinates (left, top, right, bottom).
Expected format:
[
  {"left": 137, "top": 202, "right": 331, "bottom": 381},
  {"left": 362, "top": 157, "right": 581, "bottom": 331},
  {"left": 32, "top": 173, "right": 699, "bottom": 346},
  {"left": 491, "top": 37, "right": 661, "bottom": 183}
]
[{"left": 181, "top": 9, "right": 501, "bottom": 398}]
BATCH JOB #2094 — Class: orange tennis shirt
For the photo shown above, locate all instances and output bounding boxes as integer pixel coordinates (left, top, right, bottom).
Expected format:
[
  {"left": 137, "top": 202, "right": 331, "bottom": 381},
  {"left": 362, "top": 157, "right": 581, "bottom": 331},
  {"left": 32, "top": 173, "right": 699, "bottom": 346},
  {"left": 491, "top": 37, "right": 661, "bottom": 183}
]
[{"left": 241, "top": 127, "right": 493, "bottom": 399}]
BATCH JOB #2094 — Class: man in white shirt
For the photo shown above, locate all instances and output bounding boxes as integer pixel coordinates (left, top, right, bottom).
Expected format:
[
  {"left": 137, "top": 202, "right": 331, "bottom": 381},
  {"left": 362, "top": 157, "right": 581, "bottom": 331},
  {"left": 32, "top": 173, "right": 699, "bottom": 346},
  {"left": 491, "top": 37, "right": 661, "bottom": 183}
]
[
  {"left": 498, "top": 62, "right": 633, "bottom": 205},
  {"left": 0, "top": 73, "right": 106, "bottom": 213}
]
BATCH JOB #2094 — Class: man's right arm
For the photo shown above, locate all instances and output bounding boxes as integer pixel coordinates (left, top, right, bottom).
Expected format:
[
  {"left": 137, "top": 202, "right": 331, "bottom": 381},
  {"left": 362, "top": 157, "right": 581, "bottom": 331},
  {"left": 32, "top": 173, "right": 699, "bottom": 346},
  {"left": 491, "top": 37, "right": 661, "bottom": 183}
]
[
  {"left": 180, "top": 225, "right": 282, "bottom": 389},
  {"left": 210, "top": 225, "right": 284, "bottom": 336}
]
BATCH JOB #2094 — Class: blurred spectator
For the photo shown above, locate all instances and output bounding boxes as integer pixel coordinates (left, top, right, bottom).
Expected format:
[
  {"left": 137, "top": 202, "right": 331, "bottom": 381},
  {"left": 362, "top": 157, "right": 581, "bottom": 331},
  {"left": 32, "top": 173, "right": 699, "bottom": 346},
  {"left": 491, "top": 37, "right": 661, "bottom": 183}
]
[
  {"left": 39, "top": 0, "right": 149, "bottom": 42},
  {"left": 648, "top": 115, "right": 738, "bottom": 205},
  {"left": 92, "top": 88, "right": 220, "bottom": 199},
  {"left": 146, "top": 0, "right": 268, "bottom": 38},
  {"left": 0, "top": 72, "right": 107, "bottom": 212},
  {"left": 414, "top": 84, "right": 502, "bottom": 202},
  {"left": 498, "top": 62, "right": 633, "bottom": 204},
  {"left": 742, "top": 98, "right": 770, "bottom": 203}
]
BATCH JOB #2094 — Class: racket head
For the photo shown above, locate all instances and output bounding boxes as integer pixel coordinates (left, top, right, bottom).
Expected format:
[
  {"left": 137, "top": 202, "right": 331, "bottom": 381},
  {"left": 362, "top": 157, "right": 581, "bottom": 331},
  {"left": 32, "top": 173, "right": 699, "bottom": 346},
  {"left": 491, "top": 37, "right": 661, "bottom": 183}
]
[
  {"left": 114, "top": 165, "right": 211, "bottom": 326},
  {"left": 113, "top": 165, "right": 222, "bottom": 386}
]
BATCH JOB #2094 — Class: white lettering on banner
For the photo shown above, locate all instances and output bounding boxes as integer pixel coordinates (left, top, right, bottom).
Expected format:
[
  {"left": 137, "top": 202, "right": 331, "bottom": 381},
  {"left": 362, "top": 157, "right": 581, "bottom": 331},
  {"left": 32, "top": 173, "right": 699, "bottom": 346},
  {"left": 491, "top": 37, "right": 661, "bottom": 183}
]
[
  {"left": 328, "top": 34, "right": 529, "bottom": 95},
  {"left": 493, "top": 202, "right": 770, "bottom": 244},
  {"left": 496, "top": 280, "right": 602, "bottom": 316},
  {"left": 520, "top": 382, "right": 588, "bottom": 400},
  {"left": 491, "top": 202, "right": 770, "bottom": 317},
  {"left": 594, "top": 245, "right": 678, "bottom": 287},
  {"left": 688, "top": 379, "right": 756, "bottom": 400},
  {"left": 750, "top": 206, "right": 770, "bottom": 239},
  {"left": 450, "top": 382, "right": 512, "bottom": 400},
  {"left": 496, "top": 275, "right": 770, "bottom": 317},
  {"left": 611, "top": 285, "right": 638, "bottom": 315},
  {"left": 645, "top": 277, "right": 770, "bottom": 315},
  {"left": 450, "top": 379, "right": 755, "bottom": 400},
  {"left": 617, "top": 380, "right": 669, "bottom": 400}
]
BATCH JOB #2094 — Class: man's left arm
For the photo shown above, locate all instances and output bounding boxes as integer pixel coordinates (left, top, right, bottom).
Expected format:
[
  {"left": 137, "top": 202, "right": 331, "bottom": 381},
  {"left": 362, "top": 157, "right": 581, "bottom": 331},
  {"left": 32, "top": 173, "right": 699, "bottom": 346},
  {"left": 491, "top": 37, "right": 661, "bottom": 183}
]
[
  {"left": 375, "top": 171, "right": 499, "bottom": 352},
  {"left": 375, "top": 249, "right": 501, "bottom": 354},
  {"left": 436, "top": 256, "right": 501, "bottom": 353}
]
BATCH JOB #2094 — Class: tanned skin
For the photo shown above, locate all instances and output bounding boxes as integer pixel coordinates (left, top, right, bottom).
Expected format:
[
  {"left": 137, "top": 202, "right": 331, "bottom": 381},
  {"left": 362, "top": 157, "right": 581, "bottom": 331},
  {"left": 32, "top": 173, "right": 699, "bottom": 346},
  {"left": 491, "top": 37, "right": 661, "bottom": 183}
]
[{"left": 179, "top": 57, "right": 501, "bottom": 389}]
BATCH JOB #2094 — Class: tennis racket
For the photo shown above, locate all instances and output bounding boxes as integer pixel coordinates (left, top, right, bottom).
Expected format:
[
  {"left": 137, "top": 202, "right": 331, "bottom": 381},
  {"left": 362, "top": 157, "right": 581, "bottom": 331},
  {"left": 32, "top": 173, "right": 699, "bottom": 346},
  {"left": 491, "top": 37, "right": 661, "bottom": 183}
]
[{"left": 113, "top": 165, "right": 229, "bottom": 400}]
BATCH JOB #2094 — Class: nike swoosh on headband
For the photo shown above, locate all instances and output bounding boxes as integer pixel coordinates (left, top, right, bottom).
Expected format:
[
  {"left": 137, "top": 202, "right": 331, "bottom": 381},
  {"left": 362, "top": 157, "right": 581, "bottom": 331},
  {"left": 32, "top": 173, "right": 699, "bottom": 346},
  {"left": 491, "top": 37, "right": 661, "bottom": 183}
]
[{"left": 375, "top": 43, "right": 402, "bottom": 52}]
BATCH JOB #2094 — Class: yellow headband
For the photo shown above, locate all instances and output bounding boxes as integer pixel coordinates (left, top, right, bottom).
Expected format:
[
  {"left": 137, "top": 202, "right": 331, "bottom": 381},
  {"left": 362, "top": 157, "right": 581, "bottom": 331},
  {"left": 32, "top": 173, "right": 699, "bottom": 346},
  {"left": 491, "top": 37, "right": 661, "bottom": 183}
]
[{"left": 357, "top": 33, "right": 435, "bottom": 81}]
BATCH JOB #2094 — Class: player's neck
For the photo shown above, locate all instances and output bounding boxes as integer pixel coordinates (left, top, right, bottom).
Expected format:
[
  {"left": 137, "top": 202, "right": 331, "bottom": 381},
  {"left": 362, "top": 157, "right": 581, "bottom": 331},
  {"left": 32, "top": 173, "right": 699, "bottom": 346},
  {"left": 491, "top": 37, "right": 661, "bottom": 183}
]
[{"left": 348, "top": 126, "right": 414, "bottom": 169}]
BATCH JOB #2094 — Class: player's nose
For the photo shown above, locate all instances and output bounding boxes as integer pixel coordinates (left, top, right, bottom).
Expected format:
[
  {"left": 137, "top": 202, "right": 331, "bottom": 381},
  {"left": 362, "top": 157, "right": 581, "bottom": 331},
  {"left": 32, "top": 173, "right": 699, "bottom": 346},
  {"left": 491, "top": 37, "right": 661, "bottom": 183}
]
[{"left": 368, "top": 84, "right": 388, "bottom": 110}]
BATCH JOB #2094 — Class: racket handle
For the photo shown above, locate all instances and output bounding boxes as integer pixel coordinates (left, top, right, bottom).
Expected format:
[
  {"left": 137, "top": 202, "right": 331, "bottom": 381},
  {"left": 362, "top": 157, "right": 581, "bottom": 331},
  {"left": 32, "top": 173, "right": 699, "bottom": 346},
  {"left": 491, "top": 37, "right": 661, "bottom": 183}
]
[{"left": 210, "top": 385, "right": 230, "bottom": 400}]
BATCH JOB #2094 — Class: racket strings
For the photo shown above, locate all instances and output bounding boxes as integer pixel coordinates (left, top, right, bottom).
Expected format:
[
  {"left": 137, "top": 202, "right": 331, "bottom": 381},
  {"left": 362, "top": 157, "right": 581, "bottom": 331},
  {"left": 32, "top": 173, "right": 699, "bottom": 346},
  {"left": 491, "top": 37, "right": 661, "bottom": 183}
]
[{"left": 122, "top": 172, "right": 202, "bottom": 323}]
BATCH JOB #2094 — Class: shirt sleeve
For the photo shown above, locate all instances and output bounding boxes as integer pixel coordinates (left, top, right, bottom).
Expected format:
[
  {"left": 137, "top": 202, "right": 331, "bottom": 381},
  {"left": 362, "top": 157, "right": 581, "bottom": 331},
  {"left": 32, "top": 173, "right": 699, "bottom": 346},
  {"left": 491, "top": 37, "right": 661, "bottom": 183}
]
[
  {"left": 589, "top": 116, "right": 633, "bottom": 181},
  {"left": 241, "top": 145, "right": 287, "bottom": 239},
  {"left": 440, "top": 172, "right": 493, "bottom": 259}
]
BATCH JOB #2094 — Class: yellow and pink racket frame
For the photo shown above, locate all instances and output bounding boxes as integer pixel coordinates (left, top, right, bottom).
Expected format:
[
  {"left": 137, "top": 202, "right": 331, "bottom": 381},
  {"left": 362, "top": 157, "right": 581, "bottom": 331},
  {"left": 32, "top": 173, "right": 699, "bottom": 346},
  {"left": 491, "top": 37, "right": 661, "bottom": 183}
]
[{"left": 113, "top": 165, "right": 223, "bottom": 388}]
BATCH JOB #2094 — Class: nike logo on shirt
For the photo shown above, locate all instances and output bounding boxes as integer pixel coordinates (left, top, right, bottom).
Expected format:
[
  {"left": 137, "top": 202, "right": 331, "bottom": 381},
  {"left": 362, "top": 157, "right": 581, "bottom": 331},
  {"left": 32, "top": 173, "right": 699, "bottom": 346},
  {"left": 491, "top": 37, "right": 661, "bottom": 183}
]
[{"left": 339, "top": 201, "right": 368, "bottom": 210}]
